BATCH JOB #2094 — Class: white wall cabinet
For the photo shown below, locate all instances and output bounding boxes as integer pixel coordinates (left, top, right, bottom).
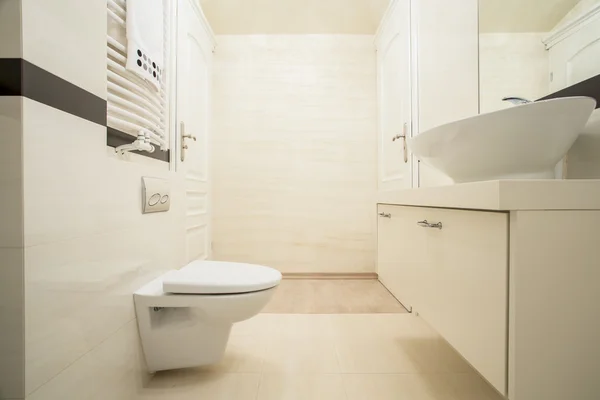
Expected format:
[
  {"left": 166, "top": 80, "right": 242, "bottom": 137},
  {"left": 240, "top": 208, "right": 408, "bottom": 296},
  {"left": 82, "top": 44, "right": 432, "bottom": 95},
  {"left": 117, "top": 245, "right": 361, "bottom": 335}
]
[
  {"left": 377, "top": 185, "right": 600, "bottom": 400},
  {"left": 375, "top": 0, "right": 413, "bottom": 191},
  {"left": 544, "top": 4, "right": 600, "bottom": 179},
  {"left": 546, "top": 5, "right": 600, "bottom": 92},
  {"left": 375, "top": 0, "right": 479, "bottom": 189}
]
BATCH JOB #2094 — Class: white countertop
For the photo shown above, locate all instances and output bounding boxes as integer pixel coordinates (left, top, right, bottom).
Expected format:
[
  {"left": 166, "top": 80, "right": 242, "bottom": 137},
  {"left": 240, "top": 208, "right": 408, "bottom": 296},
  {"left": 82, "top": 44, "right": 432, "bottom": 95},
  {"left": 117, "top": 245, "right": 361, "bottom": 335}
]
[{"left": 377, "top": 180, "right": 600, "bottom": 211}]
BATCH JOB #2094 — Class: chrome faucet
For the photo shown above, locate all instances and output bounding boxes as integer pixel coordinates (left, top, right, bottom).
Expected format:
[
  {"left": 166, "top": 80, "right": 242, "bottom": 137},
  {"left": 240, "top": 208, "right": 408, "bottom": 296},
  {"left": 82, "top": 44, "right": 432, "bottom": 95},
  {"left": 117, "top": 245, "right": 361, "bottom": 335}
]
[{"left": 502, "top": 96, "right": 532, "bottom": 105}]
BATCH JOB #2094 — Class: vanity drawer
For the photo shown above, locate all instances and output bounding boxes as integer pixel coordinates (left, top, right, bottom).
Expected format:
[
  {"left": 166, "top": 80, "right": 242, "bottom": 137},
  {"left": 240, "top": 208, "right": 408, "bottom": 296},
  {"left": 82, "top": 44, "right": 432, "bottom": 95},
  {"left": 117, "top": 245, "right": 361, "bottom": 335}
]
[{"left": 414, "top": 207, "right": 508, "bottom": 395}]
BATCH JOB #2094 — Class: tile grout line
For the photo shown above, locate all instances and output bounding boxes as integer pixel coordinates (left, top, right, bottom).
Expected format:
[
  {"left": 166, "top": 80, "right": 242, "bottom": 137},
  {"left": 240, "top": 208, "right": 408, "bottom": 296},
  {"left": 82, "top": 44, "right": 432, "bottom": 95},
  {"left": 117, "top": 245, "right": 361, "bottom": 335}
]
[
  {"left": 26, "top": 316, "right": 137, "bottom": 397},
  {"left": 254, "top": 371, "right": 264, "bottom": 400},
  {"left": 329, "top": 314, "right": 347, "bottom": 380}
]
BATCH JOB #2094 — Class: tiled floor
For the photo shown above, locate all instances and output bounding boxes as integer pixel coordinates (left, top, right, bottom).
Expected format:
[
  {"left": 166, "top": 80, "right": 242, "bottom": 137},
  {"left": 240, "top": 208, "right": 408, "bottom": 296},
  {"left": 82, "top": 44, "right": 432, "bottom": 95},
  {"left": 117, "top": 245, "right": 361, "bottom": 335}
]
[
  {"left": 138, "top": 313, "right": 504, "bottom": 399},
  {"left": 262, "top": 279, "right": 407, "bottom": 314}
]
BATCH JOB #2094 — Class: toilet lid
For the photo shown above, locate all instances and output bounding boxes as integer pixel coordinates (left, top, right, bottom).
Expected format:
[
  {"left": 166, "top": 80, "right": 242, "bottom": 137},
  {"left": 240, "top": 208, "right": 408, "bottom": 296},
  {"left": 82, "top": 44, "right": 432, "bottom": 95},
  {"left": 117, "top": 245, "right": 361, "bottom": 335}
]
[{"left": 162, "top": 260, "right": 282, "bottom": 294}]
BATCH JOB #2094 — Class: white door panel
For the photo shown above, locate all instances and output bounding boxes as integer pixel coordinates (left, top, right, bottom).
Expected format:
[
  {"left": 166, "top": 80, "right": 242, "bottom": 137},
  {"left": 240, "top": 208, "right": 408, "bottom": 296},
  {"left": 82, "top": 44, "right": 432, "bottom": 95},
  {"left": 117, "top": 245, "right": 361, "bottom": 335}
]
[
  {"left": 177, "top": 0, "right": 211, "bottom": 263},
  {"left": 377, "top": 0, "right": 412, "bottom": 191},
  {"left": 549, "top": 12, "right": 600, "bottom": 91}
]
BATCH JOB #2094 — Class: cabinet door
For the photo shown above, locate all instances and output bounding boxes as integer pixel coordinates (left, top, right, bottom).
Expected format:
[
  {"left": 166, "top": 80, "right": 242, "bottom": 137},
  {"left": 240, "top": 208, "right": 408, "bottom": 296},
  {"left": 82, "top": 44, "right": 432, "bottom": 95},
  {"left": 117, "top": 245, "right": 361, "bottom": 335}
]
[
  {"left": 177, "top": 0, "right": 212, "bottom": 262},
  {"left": 376, "top": 0, "right": 412, "bottom": 191},
  {"left": 377, "top": 205, "right": 428, "bottom": 312},
  {"left": 549, "top": 14, "right": 600, "bottom": 92},
  {"left": 415, "top": 207, "right": 508, "bottom": 395}
]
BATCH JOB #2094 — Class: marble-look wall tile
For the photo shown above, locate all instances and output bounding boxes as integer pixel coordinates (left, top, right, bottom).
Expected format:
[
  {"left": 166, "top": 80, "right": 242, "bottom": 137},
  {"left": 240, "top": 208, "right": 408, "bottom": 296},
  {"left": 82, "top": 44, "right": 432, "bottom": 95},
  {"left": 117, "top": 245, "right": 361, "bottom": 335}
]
[
  {"left": 22, "top": 100, "right": 187, "bottom": 395},
  {"left": 0, "top": 96, "right": 24, "bottom": 400},
  {"left": 0, "top": 0, "right": 22, "bottom": 58},
  {"left": 24, "top": 224, "right": 184, "bottom": 394},
  {"left": 26, "top": 321, "right": 150, "bottom": 400},
  {"left": 0, "top": 248, "right": 25, "bottom": 400},
  {"left": 0, "top": 97, "right": 23, "bottom": 248},
  {"left": 211, "top": 35, "right": 377, "bottom": 273},
  {"left": 22, "top": 99, "right": 174, "bottom": 248},
  {"left": 480, "top": 33, "right": 549, "bottom": 114},
  {"left": 20, "top": 0, "right": 106, "bottom": 98}
]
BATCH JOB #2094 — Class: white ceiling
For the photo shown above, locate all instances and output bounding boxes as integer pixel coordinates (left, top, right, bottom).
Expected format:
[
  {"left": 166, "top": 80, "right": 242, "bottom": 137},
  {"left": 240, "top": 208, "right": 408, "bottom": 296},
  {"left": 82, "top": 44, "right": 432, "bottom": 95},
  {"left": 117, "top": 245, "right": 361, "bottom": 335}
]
[
  {"left": 198, "top": 0, "right": 391, "bottom": 34},
  {"left": 479, "top": 0, "right": 581, "bottom": 33}
]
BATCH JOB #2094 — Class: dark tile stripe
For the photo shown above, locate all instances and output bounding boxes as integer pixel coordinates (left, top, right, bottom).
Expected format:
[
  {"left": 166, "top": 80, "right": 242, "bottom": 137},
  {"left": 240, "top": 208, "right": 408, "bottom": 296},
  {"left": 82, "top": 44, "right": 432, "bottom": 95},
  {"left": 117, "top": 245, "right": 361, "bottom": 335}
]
[
  {"left": 539, "top": 73, "right": 600, "bottom": 109},
  {"left": 0, "top": 58, "right": 107, "bottom": 125},
  {"left": 107, "top": 127, "right": 170, "bottom": 163},
  {"left": 1, "top": 58, "right": 168, "bottom": 163},
  {"left": 0, "top": 58, "right": 22, "bottom": 96}
]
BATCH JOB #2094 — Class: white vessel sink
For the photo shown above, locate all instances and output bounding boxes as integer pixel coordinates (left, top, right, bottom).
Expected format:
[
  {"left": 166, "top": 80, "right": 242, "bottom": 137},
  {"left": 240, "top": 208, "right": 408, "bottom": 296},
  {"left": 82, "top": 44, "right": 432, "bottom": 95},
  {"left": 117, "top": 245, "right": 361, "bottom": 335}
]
[{"left": 408, "top": 97, "right": 597, "bottom": 183}]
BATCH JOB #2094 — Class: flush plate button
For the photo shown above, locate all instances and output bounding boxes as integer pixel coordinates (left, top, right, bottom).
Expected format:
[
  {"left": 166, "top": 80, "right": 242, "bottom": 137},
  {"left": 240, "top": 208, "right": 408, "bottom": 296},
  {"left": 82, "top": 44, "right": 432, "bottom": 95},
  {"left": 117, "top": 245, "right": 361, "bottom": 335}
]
[{"left": 142, "top": 177, "right": 170, "bottom": 214}]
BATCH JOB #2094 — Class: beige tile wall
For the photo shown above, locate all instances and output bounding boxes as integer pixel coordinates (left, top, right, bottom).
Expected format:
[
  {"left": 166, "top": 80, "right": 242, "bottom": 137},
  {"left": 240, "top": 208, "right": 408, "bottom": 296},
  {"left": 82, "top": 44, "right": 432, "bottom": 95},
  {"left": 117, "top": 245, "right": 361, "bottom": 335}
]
[
  {"left": 0, "top": 6, "right": 25, "bottom": 399},
  {"left": 479, "top": 33, "right": 549, "bottom": 114},
  {"left": 211, "top": 35, "right": 378, "bottom": 273},
  {"left": 0, "top": 0, "right": 22, "bottom": 58},
  {"left": 22, "top": 101, "right": 187, "bottom": 399},
  {"left": 0, "top": 96, "right": 25, "bottom": 399},
  {"left": 20, "top": 0, "right": 106, "bottom": 98},
  {"left": 9, "top": 0, "right": 192, "bottom": 397}
]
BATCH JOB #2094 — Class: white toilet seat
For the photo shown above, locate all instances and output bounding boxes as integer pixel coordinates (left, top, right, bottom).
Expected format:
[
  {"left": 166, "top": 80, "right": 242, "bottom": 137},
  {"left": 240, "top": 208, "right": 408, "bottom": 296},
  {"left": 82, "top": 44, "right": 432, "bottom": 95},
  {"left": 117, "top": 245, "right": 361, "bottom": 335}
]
[{"left": 162, "top": 260, "right": 282, "bottom": 295}]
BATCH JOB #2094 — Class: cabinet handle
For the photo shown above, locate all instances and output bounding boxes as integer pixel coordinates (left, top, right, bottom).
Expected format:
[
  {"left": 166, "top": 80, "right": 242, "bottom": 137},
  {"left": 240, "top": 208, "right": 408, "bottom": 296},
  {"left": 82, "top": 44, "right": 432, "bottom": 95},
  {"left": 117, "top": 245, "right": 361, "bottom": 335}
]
[
  {"left": 378, "top": 212, "right": 391, "bottom": 218},
  {"left": 417, "top": 220, "right": 442, "bottom": 229}
]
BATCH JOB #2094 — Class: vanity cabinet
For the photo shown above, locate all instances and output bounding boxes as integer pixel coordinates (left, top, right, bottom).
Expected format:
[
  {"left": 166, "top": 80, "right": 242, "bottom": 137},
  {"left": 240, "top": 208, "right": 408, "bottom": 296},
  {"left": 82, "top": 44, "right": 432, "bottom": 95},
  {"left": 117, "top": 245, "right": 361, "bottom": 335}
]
[
  {"left": 377, "top": 180, "right": 600, "bottom": 400},
  {"left": 378, "top": 205, "right": 508, "bottom": 394}
]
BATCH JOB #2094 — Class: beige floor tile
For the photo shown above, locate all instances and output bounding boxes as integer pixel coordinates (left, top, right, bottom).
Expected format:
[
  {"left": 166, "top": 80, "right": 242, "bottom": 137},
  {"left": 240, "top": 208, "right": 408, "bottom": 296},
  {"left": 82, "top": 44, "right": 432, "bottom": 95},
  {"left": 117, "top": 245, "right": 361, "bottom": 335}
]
[
  {"left": 140, "top": 372, "right": 260, "bottom": 400},
  {"left": 330, "top": 313, "right": 435, "bottom": 338},
  {"left": 262, "top": 336, "right": 340, "bottom": 373},
  {"left": 402, "top": 336, "right": 472, "bottom": 373},
  {"left": 231, "top": 313, "right": 276, "bottom": 336},
  {"left": 263, "top": 279, "right": 407, "bottom": 314},
  {"left": 269, "top": 313, "right": 335, "bottom": 338},
  {"left": 415, "top": 373, "right": 504, "bottom": 400},
  {"left": 334, "top": 336, "right": 421, "bottom": 373},
  {"left": 257, "top": 374, "right": 347, "bottom": 400},
  {"left": 197, "top": 335, "right": 267, "bottom": 373},
  {"left": 344, "top": 373, "right": 503, "bottom": 400},
  {"left": 135, "top": 312, "right": 501, "bottom": 400},
  {"left": 344, "top": 374, "right": 436, "bottom": 400},
  {"left": 332, "top": 314, "right": 471, "bottom": 373}
]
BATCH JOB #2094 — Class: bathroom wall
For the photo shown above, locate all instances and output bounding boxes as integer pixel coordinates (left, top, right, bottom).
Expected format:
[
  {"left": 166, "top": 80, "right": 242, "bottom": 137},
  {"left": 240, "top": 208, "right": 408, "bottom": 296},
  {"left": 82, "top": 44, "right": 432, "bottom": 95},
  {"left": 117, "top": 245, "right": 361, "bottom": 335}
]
[
  {"left": 0, "top": 97, "right": 25, "bottom": 400},
  {"left": 0, "top": 1, "right": 25, "bottom": 398},
  {"left": 212, "top": 35, "right": 377, "bottom": 273},
  {"left": 479, "top": 33, "right": 549, "bottom": 113},
  {"left": 0, "top": 0, "right": 189, "bottom": 399},
  {"left": 23, "top": 104, "right": 186, "bottom": 400}
]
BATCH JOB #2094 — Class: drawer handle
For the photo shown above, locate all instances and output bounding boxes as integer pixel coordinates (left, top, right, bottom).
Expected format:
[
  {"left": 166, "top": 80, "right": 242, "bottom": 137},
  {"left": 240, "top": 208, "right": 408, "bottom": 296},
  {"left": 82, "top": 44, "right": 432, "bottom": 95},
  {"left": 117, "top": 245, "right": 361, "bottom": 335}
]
[
  {"left": 417, "top": 220, "right": 442, "bottom": 229},
  {"left": 378, "top": 212, "right": 391, "bottom": 218}
]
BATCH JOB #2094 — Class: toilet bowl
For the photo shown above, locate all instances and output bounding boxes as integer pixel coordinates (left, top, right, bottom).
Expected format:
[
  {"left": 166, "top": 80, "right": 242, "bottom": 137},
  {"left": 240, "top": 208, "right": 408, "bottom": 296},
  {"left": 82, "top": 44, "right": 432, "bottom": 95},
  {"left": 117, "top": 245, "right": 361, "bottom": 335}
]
[{"left": 133, "top": 260, "right": 281, "bottom": 372}]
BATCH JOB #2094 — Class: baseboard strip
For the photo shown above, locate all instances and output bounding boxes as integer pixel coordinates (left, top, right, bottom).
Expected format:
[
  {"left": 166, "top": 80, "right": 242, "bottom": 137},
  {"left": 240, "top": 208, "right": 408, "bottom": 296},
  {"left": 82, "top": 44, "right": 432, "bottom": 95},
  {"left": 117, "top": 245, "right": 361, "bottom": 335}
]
[{"left": 281, "top": 272, "right": 378, "bottom": 280}]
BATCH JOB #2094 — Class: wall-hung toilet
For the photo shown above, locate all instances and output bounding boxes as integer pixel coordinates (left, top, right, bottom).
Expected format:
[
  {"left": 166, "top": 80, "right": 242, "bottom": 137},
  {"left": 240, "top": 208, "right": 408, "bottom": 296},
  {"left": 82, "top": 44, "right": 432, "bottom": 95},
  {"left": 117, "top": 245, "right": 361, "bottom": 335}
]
[{"left": 134, "top": 260, "right": 281, "bottom": 372}]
